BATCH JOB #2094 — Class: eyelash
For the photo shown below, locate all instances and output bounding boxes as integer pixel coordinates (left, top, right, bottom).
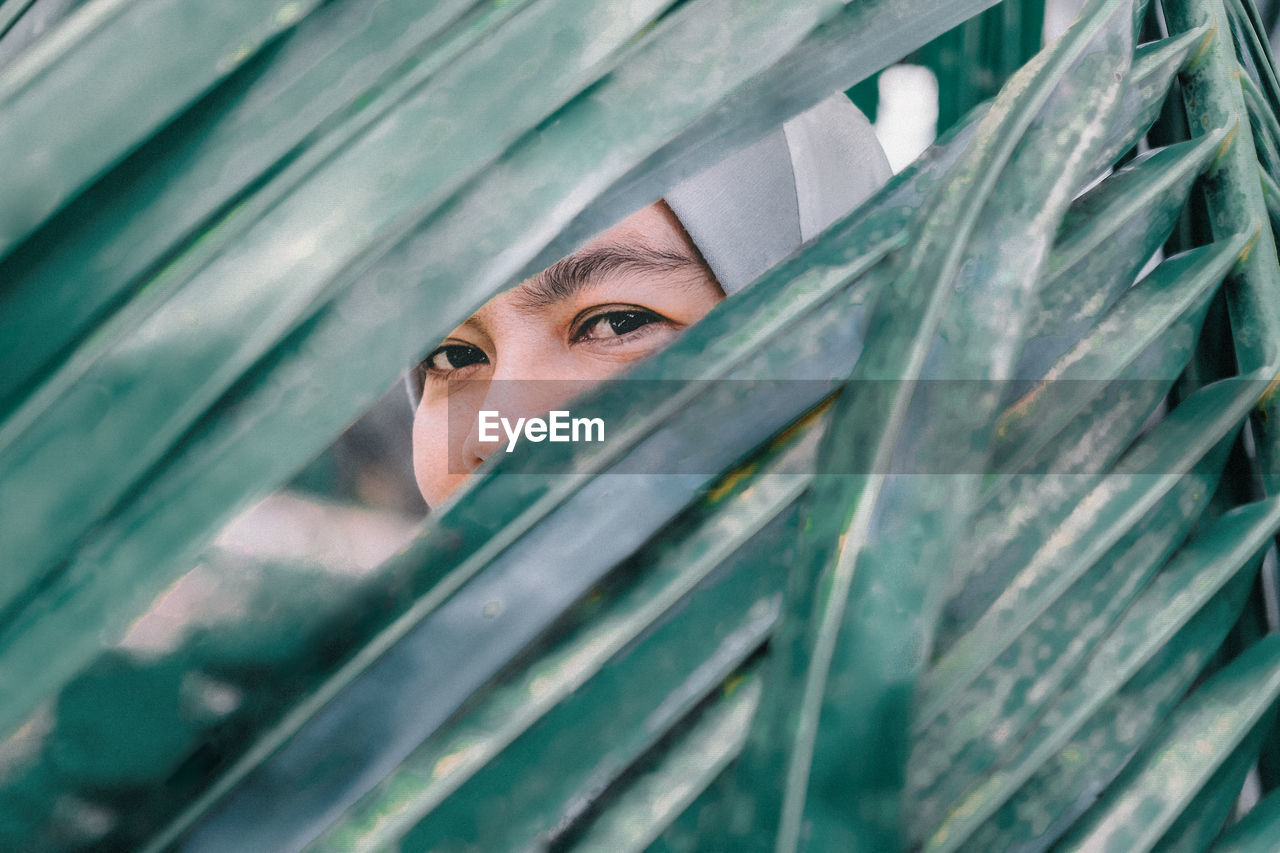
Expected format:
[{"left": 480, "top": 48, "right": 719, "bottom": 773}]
[
  {"left": 422, "top": 343, "right": 488, "bottom": 379},
  {"left": 420, "top": 306, "right": 672, "bottom": 383},
  {"left": 570, "top": 306, "right": 669, "bottom": 344}
]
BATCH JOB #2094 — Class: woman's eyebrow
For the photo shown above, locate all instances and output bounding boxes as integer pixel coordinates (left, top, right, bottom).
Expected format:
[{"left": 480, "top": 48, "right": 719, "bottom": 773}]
[{"left": 512, "top": 243, "right": 708, "bottom": 311}]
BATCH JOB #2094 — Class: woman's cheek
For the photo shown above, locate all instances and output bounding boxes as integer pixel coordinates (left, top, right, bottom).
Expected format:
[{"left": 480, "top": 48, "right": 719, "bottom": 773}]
[{"left": 412, "top": 399, "right": 464, "bottom": 508}]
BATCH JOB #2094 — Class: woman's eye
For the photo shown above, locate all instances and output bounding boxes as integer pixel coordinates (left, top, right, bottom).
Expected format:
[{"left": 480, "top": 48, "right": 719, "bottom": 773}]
[
  {"left": 424, "top": 343, "right": 488, "bottom": 373},
  {"left": 574, "top": 309, "right": 664, "bottom": 342}
]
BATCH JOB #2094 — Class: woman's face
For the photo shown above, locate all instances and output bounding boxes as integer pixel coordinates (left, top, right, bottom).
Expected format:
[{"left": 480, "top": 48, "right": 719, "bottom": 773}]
[{"left": 412, "top": 201, "right": 723, "bottom": 508}]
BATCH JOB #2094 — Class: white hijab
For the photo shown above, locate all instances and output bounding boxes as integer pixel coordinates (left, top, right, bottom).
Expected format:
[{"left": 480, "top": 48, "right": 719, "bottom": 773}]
[{"left": 666, "top": 93, "right": 891, "bottom": 294}]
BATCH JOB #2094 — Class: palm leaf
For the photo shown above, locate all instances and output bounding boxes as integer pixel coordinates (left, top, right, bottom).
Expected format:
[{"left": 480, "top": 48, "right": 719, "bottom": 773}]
[{"left": 4, "top": 0, "right": 1280, "bottom": 851}]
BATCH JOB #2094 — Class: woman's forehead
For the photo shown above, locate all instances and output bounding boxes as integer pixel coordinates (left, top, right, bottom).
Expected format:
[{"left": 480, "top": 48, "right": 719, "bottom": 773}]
[
  {"left": 459, "top": 202, "right": 712, "bottom": 332},
  {"left": 578, "top": 201, "right": 691, "bottom": 254}
]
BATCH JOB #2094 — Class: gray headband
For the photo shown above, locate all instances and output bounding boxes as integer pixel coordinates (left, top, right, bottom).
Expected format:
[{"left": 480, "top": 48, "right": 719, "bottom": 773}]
[
  {"left": 666, "top": 93, "right": 892, "bottom": 294},
  {"left": 407, "top": 94, "right": 891, "bottom": 404}
]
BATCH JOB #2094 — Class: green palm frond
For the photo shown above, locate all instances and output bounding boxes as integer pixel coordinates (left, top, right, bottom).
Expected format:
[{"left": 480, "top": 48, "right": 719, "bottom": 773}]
[{"left": 4, "top": 0, "right": 1280, "bottom": 850}]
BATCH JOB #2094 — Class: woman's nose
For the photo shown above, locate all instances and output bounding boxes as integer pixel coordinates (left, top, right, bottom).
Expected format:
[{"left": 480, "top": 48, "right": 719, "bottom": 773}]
[{"left": 457, "top": 366, "right": 592, "bottom": 468}]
